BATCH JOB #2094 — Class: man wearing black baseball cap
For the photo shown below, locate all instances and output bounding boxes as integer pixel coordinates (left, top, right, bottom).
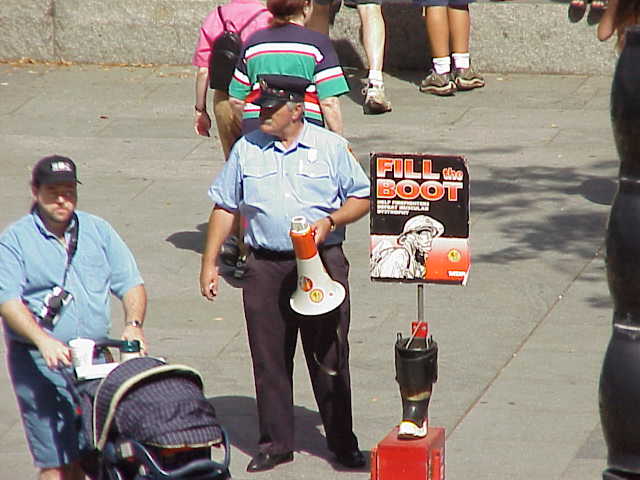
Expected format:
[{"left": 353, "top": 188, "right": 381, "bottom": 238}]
[
  {"left": 31, "top": 155, "right": 82, "bottom": 186},
  {"left": 0, "top": 155, "right": 147, "bottom": 480},
  {"left": 201, "top": 74, "right": 370, "bottom": 472}
]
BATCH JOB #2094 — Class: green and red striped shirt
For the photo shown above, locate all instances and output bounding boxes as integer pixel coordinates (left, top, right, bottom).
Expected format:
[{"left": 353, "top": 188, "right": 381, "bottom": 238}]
[{"left": 229, "top": 23, "right": 350, "bottom": 130}]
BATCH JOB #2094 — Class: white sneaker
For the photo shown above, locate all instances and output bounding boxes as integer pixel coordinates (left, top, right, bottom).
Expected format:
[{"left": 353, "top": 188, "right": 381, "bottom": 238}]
[
  {"left": 398, "top": 420, "right": 428, "bottom": 439},
  {"left": 362, "top": 83, "right": 392, "bottom": 115}
]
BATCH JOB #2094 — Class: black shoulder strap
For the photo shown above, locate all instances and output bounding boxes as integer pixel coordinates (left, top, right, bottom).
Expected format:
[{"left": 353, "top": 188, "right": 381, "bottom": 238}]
[
  {"left": 67, "top": 213, "right": 79, "bottom": 263},
  {"left": 31, "top": 206, "right": 79, "bottom": 284},
  {"left": 217, "top": 7, "right": 268, "bottom": 35},
  {"left": 217, "top": 7, "right": 231, "bottom": 32},
  {"left": 237, "top": 8, "right": 269, "bottom": 35},
  {"left": 62, "top": 213, "right": 79, "bottom": 286}
]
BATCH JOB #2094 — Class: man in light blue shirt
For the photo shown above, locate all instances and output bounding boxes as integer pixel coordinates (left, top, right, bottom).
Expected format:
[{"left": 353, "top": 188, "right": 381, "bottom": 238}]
[
  {"left": 200, "top": 75, "right": 370, "bottom": 473},
  {"left": 0, "top": 155, "right": 147, "bottom": 480}
]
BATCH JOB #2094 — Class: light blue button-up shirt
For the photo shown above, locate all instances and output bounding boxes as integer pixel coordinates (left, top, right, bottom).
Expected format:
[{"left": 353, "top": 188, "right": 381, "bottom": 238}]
[
  {"left": 0, "top": 210, "right": 143, "bottom": 344},
  {"left": 208, "top": 121, "right": 370, "bottom": 251}
]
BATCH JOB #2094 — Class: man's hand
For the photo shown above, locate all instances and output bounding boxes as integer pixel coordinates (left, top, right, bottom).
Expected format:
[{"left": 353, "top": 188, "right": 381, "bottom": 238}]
[
  {"left": 35, "top": 335, "right": 72, "bottom": 369},
  {"left": 0, "top": 299, "right": 72, "bottom": 369},
  {"left": 195, "top": 110, "right": 211, "bottom": 137},
  {"left": 312, "top": 216, "right": 333, "bottom": 246},
  {"left": 118, "top": 284, "right": 146, "bottom": 354},
  {"left": 200, "top": 263, "right": 220, "bottom": 301},
  {"left": 122, "top": 325, "right": 147, "bottom": 355},
  {"left": 200, "top": 206, "right": 236, "bottom": 301},
  {"left": 194, "top": 67, "right": 211, "bottom": 136}
]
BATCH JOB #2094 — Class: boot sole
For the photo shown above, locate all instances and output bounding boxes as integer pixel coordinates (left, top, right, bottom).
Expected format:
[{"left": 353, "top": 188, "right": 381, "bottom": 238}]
[{"left": 397, "top": 420, "right": 428, "bottom": 439}]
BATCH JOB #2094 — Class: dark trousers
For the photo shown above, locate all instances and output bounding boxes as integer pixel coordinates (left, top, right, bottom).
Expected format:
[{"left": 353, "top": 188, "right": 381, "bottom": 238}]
[{"left": 242, "top": 244, "right": 359, "bottom": 455}]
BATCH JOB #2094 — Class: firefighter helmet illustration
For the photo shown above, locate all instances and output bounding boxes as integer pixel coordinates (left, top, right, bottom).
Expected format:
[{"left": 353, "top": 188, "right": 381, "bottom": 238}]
[{"left": 371, "top": 215, "right": 445, "bottom": 280}]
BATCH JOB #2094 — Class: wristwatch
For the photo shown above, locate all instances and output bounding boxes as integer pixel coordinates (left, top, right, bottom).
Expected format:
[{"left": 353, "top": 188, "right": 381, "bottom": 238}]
[
  {"left": 326, "top": 215, "right": 336, "bottom": 232},
  {"left": 194, "top": 105, "right": 207, "bottom": 114},
  {"left": 125, "top": 320, "right": 143, "bottom": 328}
]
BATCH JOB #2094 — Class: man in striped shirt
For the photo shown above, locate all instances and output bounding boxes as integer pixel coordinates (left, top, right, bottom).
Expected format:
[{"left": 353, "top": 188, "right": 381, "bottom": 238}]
[{"left": 228, "top": 19, "right": 350, "bottom": 135}]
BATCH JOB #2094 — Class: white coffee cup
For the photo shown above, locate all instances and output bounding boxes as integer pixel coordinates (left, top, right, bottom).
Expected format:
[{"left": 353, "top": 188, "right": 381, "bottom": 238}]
[{"left": 69, "top": 338, "right": 95, "bottom": 368}]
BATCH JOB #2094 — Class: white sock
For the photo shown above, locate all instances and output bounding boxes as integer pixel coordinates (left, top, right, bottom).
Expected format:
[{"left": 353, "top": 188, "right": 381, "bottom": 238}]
[
  {"left": 368, "top": 70, "right": 383, "bottom": 87},
  {"left": 452, "top": 52, "right": 470, "bottom": 70},
  {"left": 432, "top": 56, "right": 451, "bottom": 75}
]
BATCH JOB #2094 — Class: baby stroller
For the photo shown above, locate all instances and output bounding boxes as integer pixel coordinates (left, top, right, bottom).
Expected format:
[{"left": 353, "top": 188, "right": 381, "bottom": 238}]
[{"left": 66, "top": 339, "right": 231, "bottom": 480}]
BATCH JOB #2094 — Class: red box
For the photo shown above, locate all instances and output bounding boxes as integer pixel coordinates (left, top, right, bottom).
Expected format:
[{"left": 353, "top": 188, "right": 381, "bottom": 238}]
[{"left": 371, "top": 426, "right": 445, "bottom": 480}]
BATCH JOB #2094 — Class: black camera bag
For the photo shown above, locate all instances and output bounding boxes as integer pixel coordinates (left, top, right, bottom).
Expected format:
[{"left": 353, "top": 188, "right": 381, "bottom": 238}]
[{"left": 209, "top": 7, "right": 267, "bottom": 90}]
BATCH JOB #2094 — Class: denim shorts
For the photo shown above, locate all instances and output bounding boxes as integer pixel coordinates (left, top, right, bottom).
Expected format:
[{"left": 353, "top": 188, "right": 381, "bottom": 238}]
[{"left": 7, "top": 342, "right": 85, "bottom": 468}]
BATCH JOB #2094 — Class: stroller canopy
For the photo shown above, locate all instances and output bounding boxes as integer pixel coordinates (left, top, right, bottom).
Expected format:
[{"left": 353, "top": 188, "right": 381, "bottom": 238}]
[{"left": 93, "top": 357, "right": 223, "bottom": 451}]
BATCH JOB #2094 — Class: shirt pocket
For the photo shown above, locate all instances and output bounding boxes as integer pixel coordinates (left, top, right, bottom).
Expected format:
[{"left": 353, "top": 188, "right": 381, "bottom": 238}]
[
  {"left": 74, "top": 252, "right": 111, "bottom": 294},
  {"left": 243, "top": 160, "right": 279, "bottom": 206},
  {"left": 294, "top": 160, "right": 335, "bottom": 205}
]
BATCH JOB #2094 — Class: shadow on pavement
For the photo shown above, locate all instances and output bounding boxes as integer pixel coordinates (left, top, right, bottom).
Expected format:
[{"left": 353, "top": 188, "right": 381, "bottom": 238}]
[
  {"left": 471, "top": 163, "right": 617, "bottom": 267},
  {"left": 166, "top": 223, "right": 207, "bottom": 254},
  {"left": 578, "top": 177, "right": 617, "bottom": 206},
  {"left": 208, "top": 395, "right": 370, "bottom": 471}
]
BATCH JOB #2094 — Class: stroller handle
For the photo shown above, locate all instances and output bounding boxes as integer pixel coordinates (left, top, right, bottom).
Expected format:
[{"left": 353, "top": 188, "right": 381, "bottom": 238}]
[
  {"left": 94, "top": 337, "right": 142, "bottom": 354},
  {"left": 94, "top": 337, "right": 126, "bottom": 349}
]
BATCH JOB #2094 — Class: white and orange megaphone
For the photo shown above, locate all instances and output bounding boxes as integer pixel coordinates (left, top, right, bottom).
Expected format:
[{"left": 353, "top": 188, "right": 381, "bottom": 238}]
[{"left": 289, "top": 216, "right": 346, "bottom": 316}]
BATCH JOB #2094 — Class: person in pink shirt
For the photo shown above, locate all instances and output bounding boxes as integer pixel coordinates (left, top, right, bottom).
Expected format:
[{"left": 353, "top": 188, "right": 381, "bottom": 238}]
[{"left": 192, "top": 0, "right": 271, "bottom": 158}]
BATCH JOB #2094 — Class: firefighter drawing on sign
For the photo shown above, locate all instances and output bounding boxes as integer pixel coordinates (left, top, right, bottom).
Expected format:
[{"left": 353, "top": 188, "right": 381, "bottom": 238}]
[{"left": 370, "top": 215, "right": 445, "bottom": 279}]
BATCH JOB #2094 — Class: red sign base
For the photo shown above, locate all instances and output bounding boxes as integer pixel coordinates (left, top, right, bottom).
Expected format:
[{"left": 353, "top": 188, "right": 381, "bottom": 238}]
[{"left": 370, "top": 426, "right": 445, "bottom": 480}]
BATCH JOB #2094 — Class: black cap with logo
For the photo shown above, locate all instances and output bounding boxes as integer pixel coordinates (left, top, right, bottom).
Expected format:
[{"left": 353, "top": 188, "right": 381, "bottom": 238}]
[{"left": 32, "top": 155, "right": 81, "bottom": 186}]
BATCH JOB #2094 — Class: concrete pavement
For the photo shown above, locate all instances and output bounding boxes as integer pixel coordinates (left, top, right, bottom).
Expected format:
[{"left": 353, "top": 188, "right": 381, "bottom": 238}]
[{"left": 0, "top": 62, "right": 617, "bottom": 479}]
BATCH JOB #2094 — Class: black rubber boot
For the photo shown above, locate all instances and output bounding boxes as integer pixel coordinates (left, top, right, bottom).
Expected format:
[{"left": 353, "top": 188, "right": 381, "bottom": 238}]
[{"left": 394, "top": 334, "right": 438, "bottom": 439}]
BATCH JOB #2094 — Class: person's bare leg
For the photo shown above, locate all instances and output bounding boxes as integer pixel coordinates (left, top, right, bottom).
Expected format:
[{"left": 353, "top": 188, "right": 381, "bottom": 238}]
[
  {"left": 213, "top": 90, "right": 241, "bottom": 160},
  {"left": 39, "top": 467, "right": 64, "bottom": 480},
  {"left": 358, "top": 4, "right": 385, "bottom": 71},
  {"left": 420, "top": 6, "right": 456, "bottom": 95},
  {"left": 424, "top": 6, "right": 450, "bottom": 58},
  {"left": 307, "top": 1, "right": 331, "bottom": 34},
  {"left": 448, "top": 4, "right": 484, "bottom": 90},
  {"left": 39, "top": 462, "right": 85, "bottom": 480},
  {"left": 358, "top": 3, "right": 391, "bottom": 113},
  {"left": 448, "top": 5, "right": 470, "bottom": 54}
]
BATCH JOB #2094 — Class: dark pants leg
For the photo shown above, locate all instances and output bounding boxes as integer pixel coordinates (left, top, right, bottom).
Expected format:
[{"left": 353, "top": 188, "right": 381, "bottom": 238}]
[
  {"left": 242, "top": 254, "right": 299, "bottom": 454},
  {"left": 242, "top": 246, "right": 359, "bottom": 455},
  {"left": 299, "top": 245, "right": 359, "bottom": 455}
]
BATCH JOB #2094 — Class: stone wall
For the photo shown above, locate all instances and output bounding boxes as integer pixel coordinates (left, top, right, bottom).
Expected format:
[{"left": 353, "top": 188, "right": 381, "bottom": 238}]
[{"left": 0, "top": 0, "right": 617, "bottom": 73}]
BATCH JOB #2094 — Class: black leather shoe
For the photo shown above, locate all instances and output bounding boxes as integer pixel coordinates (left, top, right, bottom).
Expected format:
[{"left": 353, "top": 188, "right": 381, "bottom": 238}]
[
  {"left": 246, "top": 451, "right": 294, "bottom": 472},
  {"left": 334, "top": 449, "right": 366, "bottom": 468}
]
